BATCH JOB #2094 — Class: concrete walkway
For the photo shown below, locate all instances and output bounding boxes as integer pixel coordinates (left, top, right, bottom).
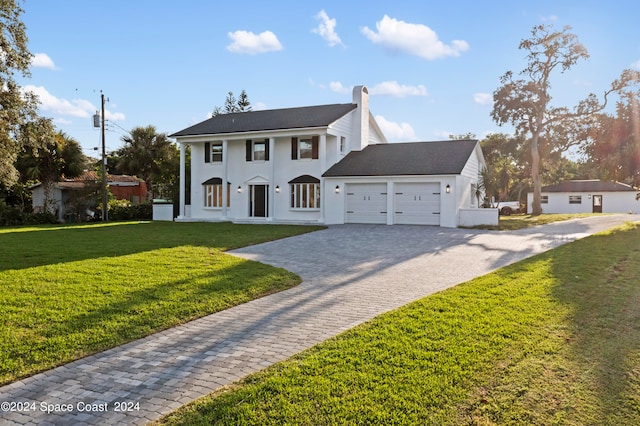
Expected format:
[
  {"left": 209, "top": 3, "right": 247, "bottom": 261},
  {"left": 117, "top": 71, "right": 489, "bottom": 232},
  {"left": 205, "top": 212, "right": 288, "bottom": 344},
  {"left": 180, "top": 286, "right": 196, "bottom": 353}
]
[{"left": 1, "top": 215, "right": 637, "bottom": 425}]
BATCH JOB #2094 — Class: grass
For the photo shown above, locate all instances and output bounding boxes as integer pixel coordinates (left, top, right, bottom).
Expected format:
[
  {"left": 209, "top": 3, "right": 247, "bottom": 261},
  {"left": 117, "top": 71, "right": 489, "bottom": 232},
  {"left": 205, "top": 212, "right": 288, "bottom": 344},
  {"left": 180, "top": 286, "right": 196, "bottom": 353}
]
[
  {"left": 157, "top": 222, "right": 640, "bottom": 425},
  {"left": 0, "top": 221, "right": 323, "bottom": 385},
  {"left": 472, "top": 213, "right": 611, "bottom": 231}
]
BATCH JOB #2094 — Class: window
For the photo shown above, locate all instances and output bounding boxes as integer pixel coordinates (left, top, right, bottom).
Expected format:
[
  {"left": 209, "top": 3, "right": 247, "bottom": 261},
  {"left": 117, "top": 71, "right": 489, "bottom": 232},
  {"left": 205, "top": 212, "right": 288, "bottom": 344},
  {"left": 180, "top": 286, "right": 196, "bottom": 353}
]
[
  {"left": 289, "top": 175, "right": 320, "bottom": 209},
  {"left": 340, "top": 136, "right": 346, "bottom": 153},
  {"left": 253, "top": 141, "right": 266, "bottom": 160},
  {"left": 299, "top": 139, "right": 313, "bottom": 159},
  {"left": 569, "top": 195, "right": 581, "bottom": 204},
  {"left": 211, "top": 143, "right": 222, "bottom": 162},
  {"left": 204, "top": 142, "right": 223, "bottom": 163},
  {"left": 291, "top": 136, "right": 319, "bottom": 160},
  {"left": 541, "top": 195, "right": 548, "bottom": 204},
  {"left": 203, "top": 178, "right": 230, "bottom": 208},
  {"left": 246, "top": 139, "right": 269, "bottom": 161}
]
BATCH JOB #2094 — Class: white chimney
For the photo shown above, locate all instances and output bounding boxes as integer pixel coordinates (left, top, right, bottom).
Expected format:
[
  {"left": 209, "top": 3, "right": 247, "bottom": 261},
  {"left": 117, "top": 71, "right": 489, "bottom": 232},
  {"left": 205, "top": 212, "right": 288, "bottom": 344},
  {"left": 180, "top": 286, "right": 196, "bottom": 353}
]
[{"left": 352, "top": 85, "right": 369, "bottom": 150}]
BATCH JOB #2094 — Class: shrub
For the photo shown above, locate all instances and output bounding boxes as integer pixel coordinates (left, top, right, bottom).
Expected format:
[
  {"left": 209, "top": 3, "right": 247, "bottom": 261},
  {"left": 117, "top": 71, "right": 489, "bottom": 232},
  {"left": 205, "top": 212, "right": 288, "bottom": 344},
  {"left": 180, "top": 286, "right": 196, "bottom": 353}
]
[
  {"left": 101, "top": 199, "right": 152, "bottom": 221},
  {"left": 0, "top": 201, "right": 58, "bottom": 226}
]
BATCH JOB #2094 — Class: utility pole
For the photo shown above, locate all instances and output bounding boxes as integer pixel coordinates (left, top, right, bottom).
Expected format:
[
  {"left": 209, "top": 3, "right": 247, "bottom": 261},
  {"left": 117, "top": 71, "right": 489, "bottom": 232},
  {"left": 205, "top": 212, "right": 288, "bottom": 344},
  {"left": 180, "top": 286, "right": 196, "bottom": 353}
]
[
  {"left": 101, "top": 93, "right": 108, "bottom": 221},
  {"left": 93, "top": 93, "right": 109, "bottom": 221}
]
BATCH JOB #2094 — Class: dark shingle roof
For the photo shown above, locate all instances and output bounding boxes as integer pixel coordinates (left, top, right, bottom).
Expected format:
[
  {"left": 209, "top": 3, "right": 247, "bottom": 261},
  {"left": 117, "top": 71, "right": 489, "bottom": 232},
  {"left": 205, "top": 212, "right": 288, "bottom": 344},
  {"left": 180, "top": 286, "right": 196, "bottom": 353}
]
[
  {"left": 541, "top": 180, "right": 636, "bottom": 192},
  {"left": 323, "top": 140, "right": 479, "bottom": 177},
  {"left": 171, "top": 103, "right": 357, "bottom": 137}
]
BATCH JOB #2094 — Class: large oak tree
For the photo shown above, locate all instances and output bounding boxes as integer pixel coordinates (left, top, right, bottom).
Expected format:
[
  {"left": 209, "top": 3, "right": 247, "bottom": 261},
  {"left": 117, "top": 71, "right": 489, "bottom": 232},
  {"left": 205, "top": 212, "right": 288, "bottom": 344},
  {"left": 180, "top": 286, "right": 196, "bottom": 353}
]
[{"left": 492, "top": 24, "right": 640, "bottom": 215}]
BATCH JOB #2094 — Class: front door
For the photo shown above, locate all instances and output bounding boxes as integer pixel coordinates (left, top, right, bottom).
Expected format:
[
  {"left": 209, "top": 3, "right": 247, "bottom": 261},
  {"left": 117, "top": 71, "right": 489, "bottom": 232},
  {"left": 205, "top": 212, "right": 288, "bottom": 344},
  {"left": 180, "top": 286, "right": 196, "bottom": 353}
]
[
  {"left": 592, "top": 195, "right": 602, "bottom": 213},
  {"left": 250, "top": 185, "right": 268, "bottom": 217}
]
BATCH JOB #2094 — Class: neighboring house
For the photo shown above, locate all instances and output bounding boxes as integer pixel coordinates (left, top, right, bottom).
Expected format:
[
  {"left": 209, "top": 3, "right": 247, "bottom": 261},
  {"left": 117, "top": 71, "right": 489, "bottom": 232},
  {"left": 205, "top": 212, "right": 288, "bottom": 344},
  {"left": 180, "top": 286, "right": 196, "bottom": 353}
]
[
  {"left": 527, "top": 180, "right": 639, "bottom": 214},
  {"left": 171, "top": 85, "right": 491, "bottom": 227},
  {"left": 30, "top": 171, "right": 147, "bottom": 221}
]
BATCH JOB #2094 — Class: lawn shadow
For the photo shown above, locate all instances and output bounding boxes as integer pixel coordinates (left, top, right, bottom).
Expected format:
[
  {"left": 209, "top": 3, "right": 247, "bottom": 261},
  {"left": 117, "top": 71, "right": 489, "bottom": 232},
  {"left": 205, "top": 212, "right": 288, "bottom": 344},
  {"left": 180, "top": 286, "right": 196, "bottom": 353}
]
[
  {"left": 549, "top": 225, "right": 640, "bottom": 422},
  {"left": 2, "top": 257, "right": 299, "bottom": 384},
  {"left": 0, "top": 221, "right": 323, "bottom": 272}
]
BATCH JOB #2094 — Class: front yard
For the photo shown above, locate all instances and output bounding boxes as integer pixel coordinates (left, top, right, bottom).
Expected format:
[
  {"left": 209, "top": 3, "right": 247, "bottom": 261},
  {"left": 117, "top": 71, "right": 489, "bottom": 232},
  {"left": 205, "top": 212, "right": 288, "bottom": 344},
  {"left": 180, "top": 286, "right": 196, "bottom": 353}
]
[
  {"left": 0, "top": 222, "right": 323, "bottom": 385},
  {"left": 157, "top": 222, "right": 640, "bottom": 425}
]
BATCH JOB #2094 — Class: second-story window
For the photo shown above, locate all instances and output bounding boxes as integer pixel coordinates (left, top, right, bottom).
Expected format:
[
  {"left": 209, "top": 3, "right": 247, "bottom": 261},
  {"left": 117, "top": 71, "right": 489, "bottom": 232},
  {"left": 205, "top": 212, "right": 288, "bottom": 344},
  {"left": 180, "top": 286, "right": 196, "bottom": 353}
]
[
  {"left": 291, "top": 136, "right": 319, "bottom": 160},
  {"left": 204, "top": 142, "right": 223, "bottom": 163},
  {"left": 211, "top": 143, "right": 222, "bottom": 162},
  {"left": 245, "top": 139, "right": 270, "bottom": 162},
  {"left": 253, "top": 140, "right": 266, "bottom": 160}
]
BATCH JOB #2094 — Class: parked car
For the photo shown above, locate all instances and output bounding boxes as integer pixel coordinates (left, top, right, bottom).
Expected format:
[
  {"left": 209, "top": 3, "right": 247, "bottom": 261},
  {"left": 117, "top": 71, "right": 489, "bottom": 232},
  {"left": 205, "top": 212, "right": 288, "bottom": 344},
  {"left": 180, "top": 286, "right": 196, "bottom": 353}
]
[{"left": 495, "top": 201, "right": 522, "bottom": 216}]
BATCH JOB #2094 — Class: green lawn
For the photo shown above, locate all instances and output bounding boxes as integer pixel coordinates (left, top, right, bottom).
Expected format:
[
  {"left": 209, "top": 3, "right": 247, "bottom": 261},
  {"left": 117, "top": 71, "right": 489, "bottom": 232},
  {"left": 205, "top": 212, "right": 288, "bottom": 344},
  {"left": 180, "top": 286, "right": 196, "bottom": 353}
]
[
  {"left": 466, "top": 213, "right": 612, "bottom": 231},
  {"left": 157, "top": 222, "right": 640, "bottom": 425},
  {"left": 0, "top": 221, "right": 323, "bottom": 385},
  {"left": 497, "top": 213, "right": 610, "bottom": 230}
]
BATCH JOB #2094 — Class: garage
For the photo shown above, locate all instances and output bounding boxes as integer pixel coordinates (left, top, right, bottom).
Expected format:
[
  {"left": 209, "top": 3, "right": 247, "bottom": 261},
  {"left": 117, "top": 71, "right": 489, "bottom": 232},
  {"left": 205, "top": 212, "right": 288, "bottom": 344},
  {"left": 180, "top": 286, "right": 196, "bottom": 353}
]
[
  {"left": 345, "top": 183, "right": 387, "bottom": 224},
  {"left": 394, "top": 182, "right": 441, "bottom": 225}
]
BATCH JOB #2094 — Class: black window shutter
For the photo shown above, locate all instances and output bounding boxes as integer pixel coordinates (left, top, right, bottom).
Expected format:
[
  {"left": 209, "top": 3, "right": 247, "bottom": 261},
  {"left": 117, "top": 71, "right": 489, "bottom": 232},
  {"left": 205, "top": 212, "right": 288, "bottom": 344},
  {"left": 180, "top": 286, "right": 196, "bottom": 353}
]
[
  {"left": 311, "top": 136, "right": 319, "bottom": 159},
  {"left": 291, "top": 137, "right": 298, "bottom": 160},
  {"left": 264, "top": 139, "right": 270, "bottom": 161},
  {"left": 204, "top": 142, "right": 210, "bottom": 163},
  {"left": 246, "top": 140, "right": 252, "bottom": 161}
]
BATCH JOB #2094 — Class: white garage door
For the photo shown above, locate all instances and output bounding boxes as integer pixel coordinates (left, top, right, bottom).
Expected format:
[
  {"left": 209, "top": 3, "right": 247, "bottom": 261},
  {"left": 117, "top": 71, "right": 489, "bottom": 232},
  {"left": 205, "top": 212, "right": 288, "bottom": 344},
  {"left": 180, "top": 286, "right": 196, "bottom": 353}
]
[
  {"left": 346, "top": 183, "right": 387, "bottom": 224},
  {"left": 394, "top": 183, "right": 441, "bottom": 225}
]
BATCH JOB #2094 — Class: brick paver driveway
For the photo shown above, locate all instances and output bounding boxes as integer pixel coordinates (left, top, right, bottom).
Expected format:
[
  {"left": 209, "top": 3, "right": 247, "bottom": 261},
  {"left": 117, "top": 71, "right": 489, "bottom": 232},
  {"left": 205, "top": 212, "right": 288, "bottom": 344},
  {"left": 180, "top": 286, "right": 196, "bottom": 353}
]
[{"left": 1, "top": 214, "right": 637, "bottom": 425}]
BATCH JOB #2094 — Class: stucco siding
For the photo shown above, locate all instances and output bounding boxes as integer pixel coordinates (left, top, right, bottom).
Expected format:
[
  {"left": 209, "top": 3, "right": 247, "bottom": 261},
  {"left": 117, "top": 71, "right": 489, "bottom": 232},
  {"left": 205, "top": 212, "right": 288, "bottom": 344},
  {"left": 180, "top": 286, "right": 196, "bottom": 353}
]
[{"left": 527, "top": 191, "right": 639, "bottom": 214}]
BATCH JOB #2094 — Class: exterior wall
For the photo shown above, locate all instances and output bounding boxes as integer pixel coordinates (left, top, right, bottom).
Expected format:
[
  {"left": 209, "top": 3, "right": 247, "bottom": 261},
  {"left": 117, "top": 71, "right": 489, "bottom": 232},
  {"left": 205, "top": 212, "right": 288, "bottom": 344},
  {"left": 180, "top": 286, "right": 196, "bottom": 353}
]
[
  {"left": 456, "top": 143, "right": 484, "bottom": 212},
  {"left": 109, "top": 182, "right": 147, "bottom": 204},
  {"left": 527, "top": 191, "right": 640, "bottom": 214},
  {"left": 459, "top": 208, "right": 498, "bottom": 227},
  {"left": 329, "top": 111, "right": 354, "bottom": 155},
  {"left": 323, "top": 176, "right": 460, "bottom": 227},
  {"left": 31, "top": 186, "right": 64, "bottom": 220},
  {"left": 189, "top": 136, "right": 327, "bottom": 223}
]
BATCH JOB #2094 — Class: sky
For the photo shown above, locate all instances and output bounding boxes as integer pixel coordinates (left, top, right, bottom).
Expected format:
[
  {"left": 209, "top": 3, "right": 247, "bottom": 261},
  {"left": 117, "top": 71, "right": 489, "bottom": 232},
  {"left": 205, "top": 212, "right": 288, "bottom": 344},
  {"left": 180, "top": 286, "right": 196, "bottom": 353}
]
[{"left": 16, "top": 0, "right": 640, "bottom": 157}]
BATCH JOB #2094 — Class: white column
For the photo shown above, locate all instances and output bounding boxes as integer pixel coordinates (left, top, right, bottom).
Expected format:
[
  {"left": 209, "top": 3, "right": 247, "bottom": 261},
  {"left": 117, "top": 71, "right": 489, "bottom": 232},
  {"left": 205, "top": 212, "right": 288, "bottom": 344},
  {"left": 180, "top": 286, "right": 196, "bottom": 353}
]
[
  {"left": 268, "top": 137, "right": 275, "bottom": 221},
  {"left": 178, "top": 142, "right": 186, "bottom": 218},
  {"left": 319, "top": 133, "right": 327, "bottom": 223},
  {"left": 222, "top": 140, "right": 228, "bottom": 219}
]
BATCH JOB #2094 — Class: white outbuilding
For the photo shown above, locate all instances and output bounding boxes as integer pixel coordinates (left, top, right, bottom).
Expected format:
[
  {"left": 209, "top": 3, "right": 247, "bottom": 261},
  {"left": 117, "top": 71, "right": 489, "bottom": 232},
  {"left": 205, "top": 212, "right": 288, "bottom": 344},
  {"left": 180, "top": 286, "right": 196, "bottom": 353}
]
[{"left": 527, "top": 180, "right": 639, "bottom": 214}]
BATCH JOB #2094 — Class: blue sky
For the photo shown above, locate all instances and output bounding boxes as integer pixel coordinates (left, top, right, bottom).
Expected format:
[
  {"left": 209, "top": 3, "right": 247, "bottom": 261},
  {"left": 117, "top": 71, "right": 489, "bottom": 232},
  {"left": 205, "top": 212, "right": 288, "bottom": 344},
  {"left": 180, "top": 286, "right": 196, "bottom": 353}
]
[{"left": 18, "top": 0, "right": 640, "bottom": 156}]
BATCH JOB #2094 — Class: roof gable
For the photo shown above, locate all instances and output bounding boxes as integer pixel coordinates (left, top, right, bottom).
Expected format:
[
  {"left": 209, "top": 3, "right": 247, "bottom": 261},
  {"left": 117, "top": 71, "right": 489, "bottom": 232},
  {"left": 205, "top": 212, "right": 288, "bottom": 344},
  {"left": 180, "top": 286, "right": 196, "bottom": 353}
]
[
  {"left": 541, "top": 180, "right": 636, "bottom": 192},
  {"left": 171, "top": 103, "right": 357, "bottom": 137},
  {"left": 322, "top": 139, "right": 479, "bottom": 177}
]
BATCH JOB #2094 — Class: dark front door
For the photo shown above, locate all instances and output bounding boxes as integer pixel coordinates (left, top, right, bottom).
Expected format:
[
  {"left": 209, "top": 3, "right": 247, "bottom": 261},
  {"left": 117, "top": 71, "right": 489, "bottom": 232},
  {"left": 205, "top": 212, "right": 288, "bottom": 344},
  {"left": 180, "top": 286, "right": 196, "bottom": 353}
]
[
  {"left": 592, "top": 195, "right": 602, "bottom": 213},
  {"left": 250, "top": 185, "right": 268, "bottom": 217}
]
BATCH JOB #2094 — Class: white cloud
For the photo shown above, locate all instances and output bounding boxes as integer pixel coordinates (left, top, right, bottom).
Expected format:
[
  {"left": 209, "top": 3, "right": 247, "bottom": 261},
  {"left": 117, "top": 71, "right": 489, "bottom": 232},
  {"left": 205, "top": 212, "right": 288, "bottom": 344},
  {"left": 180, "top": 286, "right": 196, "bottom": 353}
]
[
  {"left": 361, "top": 15, "right": 469, "bottom": 60},
  {"left": 541, "top": 15, "right": 558, "bottom": 22},
  {"left": 31, "top": 53, "right": 56, "bottom": 69},
  {"left": 369, "top": 81, "right": 428, "bottom": 97},
  {"left": 22, "top": 85, "right": 125, "bottom": 121},
  {"left": 23, "top": 85, "right": 92, "bottom": 118},
  {"left": 375, "top": 115, "right": 418, "bottom": 141},
  {"left": 312, "top": 10, "right": 344, "bottom": 47},
  {"left": 473, "top": 92, "right": 492, "bottom": 105},
  {"left": 435, "top": 130, "right": 455, "bottom": 139},
  {"left": 329, "top": 81, "right": 350, "bottom": 94},
  {"left": 105, "top": 110, "right": 125, "bottom": 121},
  {"left": 226, "top": 30, "right": 283, "bottom": 54},
  {"left": 631, "top": 60, "right": 640, "bottom": 70}
]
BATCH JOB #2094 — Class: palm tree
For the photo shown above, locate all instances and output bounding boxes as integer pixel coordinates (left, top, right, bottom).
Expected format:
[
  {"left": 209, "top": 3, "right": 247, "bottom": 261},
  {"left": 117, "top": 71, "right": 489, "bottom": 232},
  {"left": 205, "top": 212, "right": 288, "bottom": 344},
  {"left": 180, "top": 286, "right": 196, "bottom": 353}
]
[
  {"left": 116, "top": 125, "right": 173, "bottom": 200},
  {"left": 18, "top": 130, "right": 86, "bottom": 211}
]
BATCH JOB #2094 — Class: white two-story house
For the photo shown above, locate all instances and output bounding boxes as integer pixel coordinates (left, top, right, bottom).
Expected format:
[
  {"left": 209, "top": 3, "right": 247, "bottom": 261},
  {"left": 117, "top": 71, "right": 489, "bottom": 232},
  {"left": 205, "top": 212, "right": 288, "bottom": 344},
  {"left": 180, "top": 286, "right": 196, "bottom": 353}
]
[{"left": 171, "top": 85, "right": 492, "bottom": 227}]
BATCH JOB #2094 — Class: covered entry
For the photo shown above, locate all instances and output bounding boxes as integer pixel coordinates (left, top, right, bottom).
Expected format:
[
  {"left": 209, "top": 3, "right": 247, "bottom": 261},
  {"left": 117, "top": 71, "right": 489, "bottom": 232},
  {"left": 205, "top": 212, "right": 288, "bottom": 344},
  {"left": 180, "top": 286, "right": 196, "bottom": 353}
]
[
  {"left": 394, "top": 182, "right": 441, "bottom": 225},
  {"left": 345, "top": 183, "right": 387, "bottom": 224}
]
